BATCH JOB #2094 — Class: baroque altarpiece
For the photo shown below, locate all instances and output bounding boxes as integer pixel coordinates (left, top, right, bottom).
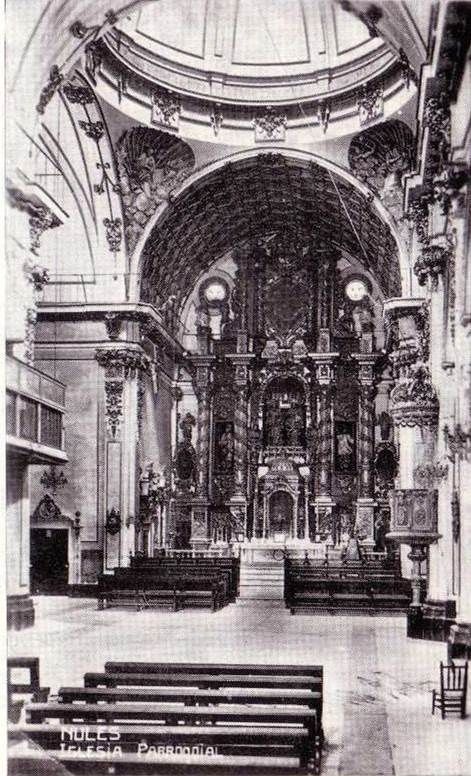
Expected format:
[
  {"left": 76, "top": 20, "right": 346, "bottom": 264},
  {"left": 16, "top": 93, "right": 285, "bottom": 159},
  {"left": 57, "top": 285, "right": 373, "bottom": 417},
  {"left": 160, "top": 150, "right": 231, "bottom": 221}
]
[{"left": 152, "top": 230, "right": 398, "bottom": 554}]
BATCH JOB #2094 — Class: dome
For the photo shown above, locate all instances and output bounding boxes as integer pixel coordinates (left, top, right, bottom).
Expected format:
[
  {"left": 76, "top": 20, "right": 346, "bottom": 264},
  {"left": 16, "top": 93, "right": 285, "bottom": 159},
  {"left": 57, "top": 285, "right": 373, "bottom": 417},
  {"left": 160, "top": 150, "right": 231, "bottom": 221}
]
[{"left": 108, "top": 0, "right": 395, "bottom": 104}]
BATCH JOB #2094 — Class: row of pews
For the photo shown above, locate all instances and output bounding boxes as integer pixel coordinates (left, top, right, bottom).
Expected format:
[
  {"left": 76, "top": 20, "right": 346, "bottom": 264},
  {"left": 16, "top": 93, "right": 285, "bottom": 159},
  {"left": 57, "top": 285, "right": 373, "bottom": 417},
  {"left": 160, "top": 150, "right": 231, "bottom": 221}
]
[
  {"left": 98, "top": 556, "right": 240, "bottom": 612},
  {"left": 285, "top": 557, "right": 417, "bottom": 614},
  {"left": 9, "top": 660, "right": 324, "bottom": 775}
]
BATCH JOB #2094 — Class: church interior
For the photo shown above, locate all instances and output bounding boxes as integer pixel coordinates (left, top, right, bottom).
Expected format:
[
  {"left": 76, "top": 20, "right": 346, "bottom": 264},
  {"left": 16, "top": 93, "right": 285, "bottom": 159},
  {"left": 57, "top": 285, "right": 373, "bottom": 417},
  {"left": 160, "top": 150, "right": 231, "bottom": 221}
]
[{"left": 5, "top": 1, "right": 471, "bottom": 774}]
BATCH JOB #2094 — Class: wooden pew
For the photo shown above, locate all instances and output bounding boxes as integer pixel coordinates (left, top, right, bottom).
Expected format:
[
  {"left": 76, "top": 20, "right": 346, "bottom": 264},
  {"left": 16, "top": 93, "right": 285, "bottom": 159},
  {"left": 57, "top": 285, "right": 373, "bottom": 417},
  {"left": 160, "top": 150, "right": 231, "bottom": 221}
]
[
  {"left": 9, "top": 724, "right": 316, "bottom": 773},
  {"left": 130, "top": 557, "right": 240, "bottom": 599},
  {"left": 14, "top": 661, "right": 324, "bottom": 773},
  {"left": 285, "top": 561, "right": 413, "bottom": 614},
  {"left": 105, "top": 661, "right": 323, "bottom": 676},
  {"left": 85, "top": 670, "right": 323, "bottom": 693},
  {"left": 97, "top": 573, "right": 227, "bottom": 612},
  {"left": 57, "top": 685, "right": 322, "bottom": 710}
]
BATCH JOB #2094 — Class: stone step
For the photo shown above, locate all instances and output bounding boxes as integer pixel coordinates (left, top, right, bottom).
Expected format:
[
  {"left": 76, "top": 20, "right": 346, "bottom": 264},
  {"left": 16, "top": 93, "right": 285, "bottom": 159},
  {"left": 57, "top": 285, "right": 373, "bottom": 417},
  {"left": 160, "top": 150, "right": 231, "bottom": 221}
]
[
  {"left": 235, "top": 599, "right": 286, "bottom": 608},
  {"left": 238, "top": 586, "right": 285, "bottom": 599},
  {"left": 240, "top": 569, "right": 285, "bottom": 579}
]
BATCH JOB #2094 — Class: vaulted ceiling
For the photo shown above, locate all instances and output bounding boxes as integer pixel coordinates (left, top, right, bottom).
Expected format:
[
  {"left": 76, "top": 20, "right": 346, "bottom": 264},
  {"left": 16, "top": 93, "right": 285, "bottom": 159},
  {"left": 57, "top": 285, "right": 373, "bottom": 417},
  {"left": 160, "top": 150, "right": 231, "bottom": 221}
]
[{"left": 140, "top": 154, "right": 401, "bottom": 314}]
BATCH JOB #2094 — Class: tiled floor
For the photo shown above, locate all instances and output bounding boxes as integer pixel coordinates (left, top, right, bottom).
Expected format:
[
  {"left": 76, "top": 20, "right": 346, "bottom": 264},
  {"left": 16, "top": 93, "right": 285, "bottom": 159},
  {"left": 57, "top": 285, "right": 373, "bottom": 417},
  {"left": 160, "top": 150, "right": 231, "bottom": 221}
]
[{"left": 8, "top": 597, "right": 471, "bottom": 776}]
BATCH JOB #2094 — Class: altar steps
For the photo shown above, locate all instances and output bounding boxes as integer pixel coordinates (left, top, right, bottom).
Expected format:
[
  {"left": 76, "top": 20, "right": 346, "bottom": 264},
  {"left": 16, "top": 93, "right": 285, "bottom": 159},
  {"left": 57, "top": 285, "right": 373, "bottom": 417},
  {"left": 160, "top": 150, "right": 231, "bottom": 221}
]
[{"left": 238, "top": 561, "right": 285, "bottom": 601}]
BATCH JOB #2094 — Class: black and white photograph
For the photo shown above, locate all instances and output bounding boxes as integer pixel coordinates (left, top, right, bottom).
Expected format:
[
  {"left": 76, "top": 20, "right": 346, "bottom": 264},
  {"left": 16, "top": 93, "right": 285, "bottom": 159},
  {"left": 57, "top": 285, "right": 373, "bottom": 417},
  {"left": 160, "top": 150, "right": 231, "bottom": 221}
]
[{"left": 4, "top": 1, "right": 471, "bottom": 774}]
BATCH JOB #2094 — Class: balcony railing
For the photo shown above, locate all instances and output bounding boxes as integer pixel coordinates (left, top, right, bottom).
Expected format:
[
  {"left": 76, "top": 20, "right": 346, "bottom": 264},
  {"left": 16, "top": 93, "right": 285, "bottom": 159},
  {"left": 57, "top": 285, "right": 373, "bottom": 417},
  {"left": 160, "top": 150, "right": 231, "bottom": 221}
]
[{"left": 6, "top": 356, "right": 66, "bottom": 456}]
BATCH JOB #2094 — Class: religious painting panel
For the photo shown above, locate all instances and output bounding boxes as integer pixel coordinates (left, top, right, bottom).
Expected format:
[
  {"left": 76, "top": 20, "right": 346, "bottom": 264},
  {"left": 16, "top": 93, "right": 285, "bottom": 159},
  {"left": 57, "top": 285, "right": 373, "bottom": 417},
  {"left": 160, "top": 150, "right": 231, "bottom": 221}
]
[
  {"left": 334, "top": 420, "right": 357, "bottom": 473},
  {"left": 269, "top": 490, "right": 293, "bottom": 539}
]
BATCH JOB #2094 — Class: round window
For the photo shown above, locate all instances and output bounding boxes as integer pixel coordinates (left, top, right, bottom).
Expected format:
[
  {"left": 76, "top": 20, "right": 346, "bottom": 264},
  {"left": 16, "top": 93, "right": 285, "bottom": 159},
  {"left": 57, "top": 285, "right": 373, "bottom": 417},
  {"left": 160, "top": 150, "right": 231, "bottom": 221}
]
[
  {"left": 202, "top": 280, "right": 227, "bottom": 304},
  {"left": 345, "top": 278, "right": 368, "bottom": 301}
]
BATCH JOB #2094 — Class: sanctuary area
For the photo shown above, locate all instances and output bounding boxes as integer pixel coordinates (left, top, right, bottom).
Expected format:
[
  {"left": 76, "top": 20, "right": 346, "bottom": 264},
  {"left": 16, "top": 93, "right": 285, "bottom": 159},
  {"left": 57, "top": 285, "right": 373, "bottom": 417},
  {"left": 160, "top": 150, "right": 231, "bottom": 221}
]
[{"left": 5, "top": 1, "right": 471, "bottom": 775}]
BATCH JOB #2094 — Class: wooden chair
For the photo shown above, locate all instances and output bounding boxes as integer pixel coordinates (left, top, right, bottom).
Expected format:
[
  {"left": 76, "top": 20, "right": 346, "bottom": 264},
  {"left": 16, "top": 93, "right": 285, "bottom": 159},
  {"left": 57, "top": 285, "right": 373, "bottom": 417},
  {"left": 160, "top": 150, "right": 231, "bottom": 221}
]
[
  {"left": 432, "top": 661, "right": 468, "bottom": 719},
  {"left": 7, "top": 657, "right": 49, "bottom": 723}
]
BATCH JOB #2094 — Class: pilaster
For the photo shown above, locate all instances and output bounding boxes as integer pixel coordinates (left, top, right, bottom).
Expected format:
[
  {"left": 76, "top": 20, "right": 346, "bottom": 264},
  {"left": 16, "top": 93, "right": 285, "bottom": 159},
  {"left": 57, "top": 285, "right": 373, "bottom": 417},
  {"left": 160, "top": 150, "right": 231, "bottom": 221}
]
[{"left": 95, "top": 346, "right": 151, "bottom": 569}]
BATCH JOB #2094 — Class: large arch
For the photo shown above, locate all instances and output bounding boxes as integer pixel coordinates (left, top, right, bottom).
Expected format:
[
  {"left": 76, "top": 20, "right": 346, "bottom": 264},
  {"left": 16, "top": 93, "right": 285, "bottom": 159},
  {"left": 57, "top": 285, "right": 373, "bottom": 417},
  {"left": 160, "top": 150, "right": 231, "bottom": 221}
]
[{"left": 129, "top": 147, "right": 409, "bottom": 311}]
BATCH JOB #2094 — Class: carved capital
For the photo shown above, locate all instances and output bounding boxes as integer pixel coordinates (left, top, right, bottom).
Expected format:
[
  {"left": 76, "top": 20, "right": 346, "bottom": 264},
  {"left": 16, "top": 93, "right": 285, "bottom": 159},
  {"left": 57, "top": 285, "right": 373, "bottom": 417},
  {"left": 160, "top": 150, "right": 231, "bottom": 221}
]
[
  {"left": 95, "top": 347, "right": 151, "bottom": 378},
  {"left": 414, "top": 244, "right": 452, "bottom": 290}
]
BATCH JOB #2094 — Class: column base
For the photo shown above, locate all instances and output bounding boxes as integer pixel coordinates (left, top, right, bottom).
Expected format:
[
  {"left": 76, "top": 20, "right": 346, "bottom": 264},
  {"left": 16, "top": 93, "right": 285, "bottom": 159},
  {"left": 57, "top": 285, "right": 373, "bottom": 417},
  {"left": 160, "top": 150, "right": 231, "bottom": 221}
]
[
  {"left": 355, "top": 498, "right": 376, "bottom": 544},
  {"left": 7, "top": 594, "right": 35, "bottom": 630},
  {"left": 448, "top": 622, "right": 471, "bottom": 660}
]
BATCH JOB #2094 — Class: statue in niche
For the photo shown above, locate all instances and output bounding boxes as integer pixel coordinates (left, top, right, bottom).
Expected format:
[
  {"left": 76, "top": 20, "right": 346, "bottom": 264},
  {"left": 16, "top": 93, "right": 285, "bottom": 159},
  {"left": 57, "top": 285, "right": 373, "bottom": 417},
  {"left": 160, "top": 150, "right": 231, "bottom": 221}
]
[
  {"left": 339, "top": 509, "right": 354, "bottom": 544},
  {"left": 214, "top": 422, "right": 234, "bottom": 473},
  {"left": 285, "top": 407, "right": 304, "bottom": 446},
  {"left": 264, "top": 377, "right": 306, "bottom": 448},
  {"left": 196, "top": 304, "right": 210, "bottom": 330},
  {"left": 377, "top": 411, "right": 393, "bottom": 441},
  {"left": 335, "top": 421, "right": 356, "bottom": 472},
  {"left": 352, "top": 304, "right": 373, "bottom": 337}
]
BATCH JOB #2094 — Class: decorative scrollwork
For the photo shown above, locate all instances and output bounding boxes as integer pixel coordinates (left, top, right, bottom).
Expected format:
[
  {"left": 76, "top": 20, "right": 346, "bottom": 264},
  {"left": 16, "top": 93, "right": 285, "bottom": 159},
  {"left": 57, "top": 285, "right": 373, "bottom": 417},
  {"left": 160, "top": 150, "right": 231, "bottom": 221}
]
[
  {"left": 36, "top": 65, "right": 64, "bottom": 114},
  {"left": 253, "top": 106, "right": 287, "bottom": 142},
  {"left": 210, "top": 103, "right": 223, "bottom": 136},
  {"left": 390, "top": 364, "right": 439, "bottom": 428},
  {"left": 317, "top": 100, "right": 331, "bottom": 133},
  {"left": 152, "top": 89, "right": 181, "bottom": 130},
  {"left": 423, "top": 95, "right": 451, "bottom": 168},
  {"left": 63, "top": 83, "right": 94, "bottom": 105},
  {"left": 406, "top": 197, "right": 430, "bottom": 244},
  {"left": 78, "top": 120, "right": 104, "bottom": 141},
  {"left": 105, "top": 507, "right": 122, "bottom": 535},
  {"left": 432, "top": 163, "right": 470, "bottom": 216},
  {"left": 357, "top": 83, "right": 383, "bottom": 126},
  {"left": 443, "top": 424, "right": 471, "bottom": 461},
  {"left": 414, "top": 244, "right": 451, "bottom": 290},
  {"left": 103, "top": 380, "right": 124, "bottom": 438},
  {"left": 103, "top": 217, "right": 122, "bottom": 252}
]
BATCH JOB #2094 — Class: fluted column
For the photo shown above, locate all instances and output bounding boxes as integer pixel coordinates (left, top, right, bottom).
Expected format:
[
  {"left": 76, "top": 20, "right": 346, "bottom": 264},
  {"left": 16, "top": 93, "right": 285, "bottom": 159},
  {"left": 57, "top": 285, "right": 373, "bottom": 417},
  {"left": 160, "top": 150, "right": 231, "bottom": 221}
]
[{"left": 354, "top": 354, "right": 378, "bottom": 545}]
